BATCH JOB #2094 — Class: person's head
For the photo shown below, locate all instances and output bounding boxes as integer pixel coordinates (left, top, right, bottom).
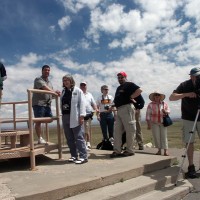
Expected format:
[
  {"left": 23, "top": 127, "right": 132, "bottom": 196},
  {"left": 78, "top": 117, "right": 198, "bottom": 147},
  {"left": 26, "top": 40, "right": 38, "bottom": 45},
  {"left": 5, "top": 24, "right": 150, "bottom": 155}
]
[
  {"left": 149, "top": 91, "right": 165, "bottom": 103},
  {"left": 80, "top": 81, "right": 87, "bottom": 92},
  {"left": 42, "top": 65, "right": 50, "bottom": 79},
  {"left": 189, "top": 67, "right": 200, "bottom": 84},
  {"left": 101, "top": 85, "right": 109, "bottom": 94},
  {"left": 62, "top": 74, "right": 75, "bottom": 89},
  {"left": 117, "top": 71, "right": 127, "bottom": 85}
]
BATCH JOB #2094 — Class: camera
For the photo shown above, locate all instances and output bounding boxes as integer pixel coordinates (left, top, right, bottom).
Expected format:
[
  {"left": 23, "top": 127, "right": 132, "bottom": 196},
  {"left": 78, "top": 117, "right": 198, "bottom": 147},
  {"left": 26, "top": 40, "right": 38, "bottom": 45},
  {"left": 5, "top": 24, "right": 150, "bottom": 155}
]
[{"left": 104, "top": 105, "right": 111, "bottom": 110}]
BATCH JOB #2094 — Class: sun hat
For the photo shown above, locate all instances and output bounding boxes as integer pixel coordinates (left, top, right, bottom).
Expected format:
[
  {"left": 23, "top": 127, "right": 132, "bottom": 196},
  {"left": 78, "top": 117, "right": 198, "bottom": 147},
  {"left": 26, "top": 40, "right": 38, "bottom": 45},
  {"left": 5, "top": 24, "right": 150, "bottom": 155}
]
[
  {"left": 149, "top": 91, "right": 165, "bottom": 101},
  {"left": 117, "top": 71, "right": 127, "bottom": 77},
  {"left": 189, "top": 67, "right": 200, "bottom": 76}
]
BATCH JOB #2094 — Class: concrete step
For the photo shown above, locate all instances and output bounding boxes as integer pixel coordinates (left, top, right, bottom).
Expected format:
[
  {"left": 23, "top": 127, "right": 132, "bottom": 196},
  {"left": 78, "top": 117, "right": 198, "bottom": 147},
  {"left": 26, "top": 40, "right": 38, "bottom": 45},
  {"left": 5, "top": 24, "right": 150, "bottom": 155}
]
[
  {"left": 64, "top": 166, "right": 192, "bottom": 200},
  {"left": 0, "top": 149, "right": 185, "bottom": 200},
  {"left": 133, "top": 181, "right": 192, "bottom": 200}
]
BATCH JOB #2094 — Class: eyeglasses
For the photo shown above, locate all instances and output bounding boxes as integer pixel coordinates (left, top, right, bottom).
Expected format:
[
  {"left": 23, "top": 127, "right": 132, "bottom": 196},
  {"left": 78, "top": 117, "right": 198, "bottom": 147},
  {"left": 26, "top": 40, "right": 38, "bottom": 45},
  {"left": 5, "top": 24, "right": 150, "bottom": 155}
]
[{"left": 154, "top": 93, "right": 160, "bottom": 96}]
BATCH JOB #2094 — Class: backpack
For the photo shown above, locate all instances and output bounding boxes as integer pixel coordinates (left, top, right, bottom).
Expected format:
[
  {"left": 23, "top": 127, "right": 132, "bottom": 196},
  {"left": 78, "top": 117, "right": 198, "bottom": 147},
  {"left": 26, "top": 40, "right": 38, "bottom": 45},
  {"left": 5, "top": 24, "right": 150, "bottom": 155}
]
[
  {"left": 133, "top": 94, "right": 145, "bottom": 109},
  {"left": 96, "top": 139, "right": 113, "bottom": 150}
]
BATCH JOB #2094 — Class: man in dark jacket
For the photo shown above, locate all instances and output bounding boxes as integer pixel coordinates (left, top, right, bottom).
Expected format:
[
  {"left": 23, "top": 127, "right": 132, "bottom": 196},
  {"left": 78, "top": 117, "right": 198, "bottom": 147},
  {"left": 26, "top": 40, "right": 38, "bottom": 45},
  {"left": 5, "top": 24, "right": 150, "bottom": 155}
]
[{"left": 0, "top": 62, "right": 7, "bottom": 101}]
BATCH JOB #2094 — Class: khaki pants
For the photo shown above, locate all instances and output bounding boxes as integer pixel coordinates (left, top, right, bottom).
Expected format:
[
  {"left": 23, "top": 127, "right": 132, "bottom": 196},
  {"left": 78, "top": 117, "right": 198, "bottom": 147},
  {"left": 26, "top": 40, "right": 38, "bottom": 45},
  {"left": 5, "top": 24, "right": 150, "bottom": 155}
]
[
  {"left": 84, "top": 118, "right": 92, "bottom": 143},
  {"left": 152, "top": 123, "right": 168, "bottom": 149},
  {"left": 114, "top": 104, "right": 136, "bottom": 153},
  {"left": 135, "top": 110, "right": 143, "bottom": 145}
]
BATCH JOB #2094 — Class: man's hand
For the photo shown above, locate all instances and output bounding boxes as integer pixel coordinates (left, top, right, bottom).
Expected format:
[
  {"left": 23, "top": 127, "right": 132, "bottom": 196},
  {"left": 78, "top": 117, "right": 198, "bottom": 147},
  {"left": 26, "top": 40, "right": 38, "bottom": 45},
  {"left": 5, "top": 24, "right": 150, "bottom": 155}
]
[
  {"left": 55, "top": 90, "right": 61, "bottom": 97},
  {"left": 79, "top": 116, "right": 84, "bottom": 125}
]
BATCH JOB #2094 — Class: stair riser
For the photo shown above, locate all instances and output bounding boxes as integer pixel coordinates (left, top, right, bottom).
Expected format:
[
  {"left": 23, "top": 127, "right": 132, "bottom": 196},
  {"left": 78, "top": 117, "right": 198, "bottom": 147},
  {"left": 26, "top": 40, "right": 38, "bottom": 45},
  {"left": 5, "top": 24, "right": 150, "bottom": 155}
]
[
  {"left": 16, "top": 159, "right": 176, "bottom": 200},
  {"left": 105, "top": 174, "right": 180, "bottom": 200}
]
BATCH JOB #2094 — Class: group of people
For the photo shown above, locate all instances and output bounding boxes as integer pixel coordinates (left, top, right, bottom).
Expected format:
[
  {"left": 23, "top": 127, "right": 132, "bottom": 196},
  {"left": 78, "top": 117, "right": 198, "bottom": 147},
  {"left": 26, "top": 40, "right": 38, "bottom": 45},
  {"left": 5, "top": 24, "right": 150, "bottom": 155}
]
[
  {"left": 31, "top": 65, "right": 200, "bottom": 178},
  {"left": 1, "top": 62, "right": 200, "bottom": 178}
]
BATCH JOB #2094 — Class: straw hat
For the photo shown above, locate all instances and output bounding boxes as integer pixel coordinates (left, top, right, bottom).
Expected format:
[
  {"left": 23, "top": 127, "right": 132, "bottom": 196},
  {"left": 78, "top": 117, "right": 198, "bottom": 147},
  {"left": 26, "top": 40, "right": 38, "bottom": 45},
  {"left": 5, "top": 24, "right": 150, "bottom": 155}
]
[{"left": 149, "top": 91, "right": 165, "bottom": 101}]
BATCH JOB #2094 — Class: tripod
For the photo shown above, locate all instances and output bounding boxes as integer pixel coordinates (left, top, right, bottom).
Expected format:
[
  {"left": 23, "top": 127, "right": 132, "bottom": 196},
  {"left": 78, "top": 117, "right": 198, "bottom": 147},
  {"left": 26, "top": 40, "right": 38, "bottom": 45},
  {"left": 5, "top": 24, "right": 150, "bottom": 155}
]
[{"left": 175, "top": 109, "right": 200, "bottom": 186}]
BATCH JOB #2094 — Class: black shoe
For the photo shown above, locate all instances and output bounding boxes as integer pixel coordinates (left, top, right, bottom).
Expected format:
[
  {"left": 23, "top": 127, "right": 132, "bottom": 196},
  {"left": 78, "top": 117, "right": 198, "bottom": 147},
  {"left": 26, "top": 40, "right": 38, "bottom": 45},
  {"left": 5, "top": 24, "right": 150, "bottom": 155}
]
[
  {"left": 185, "top": 164, "right": 197, "bottom": 179},
  {"left": 138, "top": 145, "right": 144, "bottom": 150},
  {"left": 122, "top": 151, "right": 135, "bottom": 157},
  {"left": 110, "top": 152, "right": 123, "bottom": 158},
  {"left": 75, "top": 158, "right": 88, "bottom": 164}
]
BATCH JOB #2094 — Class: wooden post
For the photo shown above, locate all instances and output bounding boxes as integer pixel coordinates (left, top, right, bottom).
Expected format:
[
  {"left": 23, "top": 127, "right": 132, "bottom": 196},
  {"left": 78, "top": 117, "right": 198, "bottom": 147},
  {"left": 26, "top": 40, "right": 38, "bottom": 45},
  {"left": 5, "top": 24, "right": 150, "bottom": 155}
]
[{"left": 27, "top": 90, "right": 36, "bottom": 170}]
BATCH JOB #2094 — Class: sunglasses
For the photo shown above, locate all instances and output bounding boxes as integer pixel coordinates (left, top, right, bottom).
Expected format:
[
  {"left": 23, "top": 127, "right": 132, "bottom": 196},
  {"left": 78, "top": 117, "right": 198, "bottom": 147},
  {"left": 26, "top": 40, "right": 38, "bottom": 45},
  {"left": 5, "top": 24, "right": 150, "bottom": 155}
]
[{"left": 103, "top": 89, "right": 109, "bottom": 90}]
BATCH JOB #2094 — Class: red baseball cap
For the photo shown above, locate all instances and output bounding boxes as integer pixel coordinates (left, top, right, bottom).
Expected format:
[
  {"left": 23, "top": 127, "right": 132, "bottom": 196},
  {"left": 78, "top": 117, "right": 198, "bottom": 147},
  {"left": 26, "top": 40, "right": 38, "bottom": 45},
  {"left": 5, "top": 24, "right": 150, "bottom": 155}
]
[{"left": 117, "top": 71, "right": 127, "bottom": 77}]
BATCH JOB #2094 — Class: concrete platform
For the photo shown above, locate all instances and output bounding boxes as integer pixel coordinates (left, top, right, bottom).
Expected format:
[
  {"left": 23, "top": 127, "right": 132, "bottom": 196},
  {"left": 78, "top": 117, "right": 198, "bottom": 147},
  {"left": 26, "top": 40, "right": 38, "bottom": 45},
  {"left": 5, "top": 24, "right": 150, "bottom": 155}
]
[{"left": 0, "top": 147, "right": 195, "bottom": 200}]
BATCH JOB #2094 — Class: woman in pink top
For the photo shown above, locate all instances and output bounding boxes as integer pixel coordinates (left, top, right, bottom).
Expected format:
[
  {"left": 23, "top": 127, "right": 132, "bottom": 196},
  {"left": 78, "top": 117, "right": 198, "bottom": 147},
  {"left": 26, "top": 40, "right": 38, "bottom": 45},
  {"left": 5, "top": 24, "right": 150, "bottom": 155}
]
[{"left": 146, "top": 91, "right": 170, "bottom": 156}]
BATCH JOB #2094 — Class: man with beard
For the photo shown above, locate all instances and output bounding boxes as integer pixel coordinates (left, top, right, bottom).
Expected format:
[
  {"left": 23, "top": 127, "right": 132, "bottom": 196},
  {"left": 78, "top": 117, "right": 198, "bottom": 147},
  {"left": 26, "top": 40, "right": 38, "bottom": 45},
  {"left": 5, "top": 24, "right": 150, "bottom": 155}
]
[{"left": 110, "top": 71, "right": 142, "bottom": 158}]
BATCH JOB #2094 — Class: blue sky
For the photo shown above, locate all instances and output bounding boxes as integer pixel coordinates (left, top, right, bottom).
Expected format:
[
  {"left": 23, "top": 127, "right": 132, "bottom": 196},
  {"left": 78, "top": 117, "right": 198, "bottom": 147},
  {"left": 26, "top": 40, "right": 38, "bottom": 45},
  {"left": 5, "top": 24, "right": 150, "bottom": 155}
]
[{"left": 1, "top": 0, "right": 200, "bottom": 119}]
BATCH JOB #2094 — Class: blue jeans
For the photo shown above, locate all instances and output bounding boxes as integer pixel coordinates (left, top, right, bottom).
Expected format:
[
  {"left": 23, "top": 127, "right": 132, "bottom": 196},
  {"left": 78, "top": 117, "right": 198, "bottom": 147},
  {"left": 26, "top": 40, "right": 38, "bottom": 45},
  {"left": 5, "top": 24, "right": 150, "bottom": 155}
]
[
  {"left": 99, "top": 112, "right": 114, "bottom": 140},
  {"left": 62, "top": 114, "right": 87, "bottom": 159}
]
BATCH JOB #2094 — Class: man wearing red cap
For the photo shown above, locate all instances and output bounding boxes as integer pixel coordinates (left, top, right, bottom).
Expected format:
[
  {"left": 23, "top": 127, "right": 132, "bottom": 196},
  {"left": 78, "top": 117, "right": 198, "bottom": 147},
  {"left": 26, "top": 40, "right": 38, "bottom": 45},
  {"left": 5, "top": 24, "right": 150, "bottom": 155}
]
[{"left": 110, "top": 71, "right": 142, "bottom": 158}]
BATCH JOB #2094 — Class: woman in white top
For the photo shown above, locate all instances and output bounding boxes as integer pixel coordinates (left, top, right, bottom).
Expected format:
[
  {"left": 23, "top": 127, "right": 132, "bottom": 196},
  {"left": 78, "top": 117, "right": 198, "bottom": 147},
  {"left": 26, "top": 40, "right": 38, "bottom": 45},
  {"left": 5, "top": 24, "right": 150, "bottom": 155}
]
[
  {"left": 96, "top": 85, "right": 116, "bottom": 141},
  {"left": 61, "top": 74, "right": 88, "bottom": 164}
]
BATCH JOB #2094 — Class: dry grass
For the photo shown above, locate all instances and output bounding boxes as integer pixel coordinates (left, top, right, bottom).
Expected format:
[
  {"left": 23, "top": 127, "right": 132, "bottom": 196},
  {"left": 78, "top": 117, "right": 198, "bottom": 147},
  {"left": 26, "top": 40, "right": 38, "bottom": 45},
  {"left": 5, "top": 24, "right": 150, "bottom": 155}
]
[{"left": 48, "top": 121, "right": 200, "bottom": 150}]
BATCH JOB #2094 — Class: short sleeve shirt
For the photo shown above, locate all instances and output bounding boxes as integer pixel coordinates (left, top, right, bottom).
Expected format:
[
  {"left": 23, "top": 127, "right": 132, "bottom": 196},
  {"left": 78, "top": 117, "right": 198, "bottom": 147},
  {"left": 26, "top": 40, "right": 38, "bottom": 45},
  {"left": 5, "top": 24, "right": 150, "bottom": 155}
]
[
  {"left": 114, "top": 82, "right": 140, "bottom": 108},
  {"left": 84, "top": 92, "right": 96, "bottom": 114},
  {"left": 96, "top": 94, "right": 114, "bottom": 112},
  {"left": 32, "top": 76, "right": 53, "bottom": 107},
  {"left": 173, "top": 79, "right": 200, "bottom": 121}
]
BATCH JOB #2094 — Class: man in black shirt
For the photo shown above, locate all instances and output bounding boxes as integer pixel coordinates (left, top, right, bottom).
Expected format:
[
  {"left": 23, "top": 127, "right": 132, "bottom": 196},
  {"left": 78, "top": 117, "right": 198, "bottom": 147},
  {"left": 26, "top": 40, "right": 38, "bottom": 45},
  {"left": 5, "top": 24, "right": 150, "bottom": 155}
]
[
  {"left": 0, "top": 62, "right": 7, "bottom": 101},
  {"left": 110, "top": 71, "right": 142, "bottom": 158},
  {"left": 169, "top": 67, "right": 200, "bottom": 178}
]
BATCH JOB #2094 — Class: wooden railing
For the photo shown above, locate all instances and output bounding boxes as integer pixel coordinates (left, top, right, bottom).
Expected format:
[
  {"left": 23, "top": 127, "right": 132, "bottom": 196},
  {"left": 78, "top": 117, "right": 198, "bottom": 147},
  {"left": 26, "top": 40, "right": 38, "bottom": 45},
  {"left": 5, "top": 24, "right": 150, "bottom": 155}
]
[{"left": 0, "top": 89, "right": 62, "bottom": 170}]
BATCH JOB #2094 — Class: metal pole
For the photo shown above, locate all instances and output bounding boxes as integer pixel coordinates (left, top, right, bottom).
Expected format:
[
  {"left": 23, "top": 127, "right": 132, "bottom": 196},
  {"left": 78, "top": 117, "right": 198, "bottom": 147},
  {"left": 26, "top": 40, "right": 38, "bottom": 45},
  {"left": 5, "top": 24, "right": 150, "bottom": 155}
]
[{"left": 175, "top": 109, "right": 200, "bottom": 186}]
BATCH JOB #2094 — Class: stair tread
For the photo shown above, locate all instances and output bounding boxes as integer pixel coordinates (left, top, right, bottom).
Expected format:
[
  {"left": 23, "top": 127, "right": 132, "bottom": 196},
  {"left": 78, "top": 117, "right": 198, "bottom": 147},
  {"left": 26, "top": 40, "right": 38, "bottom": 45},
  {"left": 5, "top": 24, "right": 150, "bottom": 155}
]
[
  {"left": 132, "top": 180, "right": 192, "bottom": 200},
  {"left": 65, "top": 166, "right": 186, "bottom": 200}
]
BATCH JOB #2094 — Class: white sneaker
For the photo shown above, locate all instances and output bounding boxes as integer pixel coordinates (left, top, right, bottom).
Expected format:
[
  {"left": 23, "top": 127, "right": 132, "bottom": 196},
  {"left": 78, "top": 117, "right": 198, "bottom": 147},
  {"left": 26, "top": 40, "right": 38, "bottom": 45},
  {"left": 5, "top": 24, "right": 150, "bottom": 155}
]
[
  {"left": 109, "top": 137, "right": 114, "bottom": 145},
  {"left": 86, "top": 146, "right": 91, "bottom": 151},
  {"left": 38, "top": 137, "right": 46, "bottom": 144},
  {"left": 75, "top": 158, "right": 88, "bottom": 164},
  {"left": 87, "top": 142, "right": 91, "bottom": 149}
]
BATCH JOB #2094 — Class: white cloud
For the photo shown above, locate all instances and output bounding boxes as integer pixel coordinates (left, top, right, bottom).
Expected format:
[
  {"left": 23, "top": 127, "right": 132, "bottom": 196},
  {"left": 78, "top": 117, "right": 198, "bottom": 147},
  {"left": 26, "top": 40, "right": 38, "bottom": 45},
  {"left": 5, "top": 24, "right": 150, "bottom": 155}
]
[
  {"left": 59, "top": 0, "right": 103, "bottom": 13},
  {"left": 3, "top": 0, "right": 200, "bottom": 120},
  {"left": 184, "top": 0, "right": 200, "bottom": 20},
  {"left": 58, "top": 15, "right": 71, "bottom": 30}
]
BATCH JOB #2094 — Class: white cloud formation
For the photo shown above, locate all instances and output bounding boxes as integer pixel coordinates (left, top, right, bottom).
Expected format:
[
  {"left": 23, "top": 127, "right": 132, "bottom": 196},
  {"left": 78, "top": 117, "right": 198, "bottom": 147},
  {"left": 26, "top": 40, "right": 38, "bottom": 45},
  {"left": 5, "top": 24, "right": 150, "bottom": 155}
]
[
  {"left": 59, "top": 0, "right": 103, "bottom": 13},
  {"left": 2, "top": 0, "right": 200, "bottom": 120},
  {"left": 58, "top": 15, "right": 71, "bottom": 30}
]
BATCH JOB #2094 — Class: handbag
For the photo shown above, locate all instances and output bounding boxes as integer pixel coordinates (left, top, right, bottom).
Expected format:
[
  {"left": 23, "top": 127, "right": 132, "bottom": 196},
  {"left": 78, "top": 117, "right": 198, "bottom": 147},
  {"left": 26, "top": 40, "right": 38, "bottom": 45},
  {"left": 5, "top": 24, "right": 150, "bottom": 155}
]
[
  {"left": 162, "top": 102, "right": 173, "bottom": 127},
  {"left": 163, "top": 114, "right": 173, "bottom": 127}
]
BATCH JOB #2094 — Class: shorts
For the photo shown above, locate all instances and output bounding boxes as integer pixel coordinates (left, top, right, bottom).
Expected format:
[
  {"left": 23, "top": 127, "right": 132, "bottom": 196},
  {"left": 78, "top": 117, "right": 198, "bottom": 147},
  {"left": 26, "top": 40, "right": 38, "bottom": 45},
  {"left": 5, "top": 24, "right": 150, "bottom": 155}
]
[
  {"left": 84, "top": 118, "right": 91, "bottom": 134},
  {"left": 182, "top": 119, "right": 200, "bottom": 143},
  {"left": 33, "top": 105, "right": 52, "bottom": 118}
]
